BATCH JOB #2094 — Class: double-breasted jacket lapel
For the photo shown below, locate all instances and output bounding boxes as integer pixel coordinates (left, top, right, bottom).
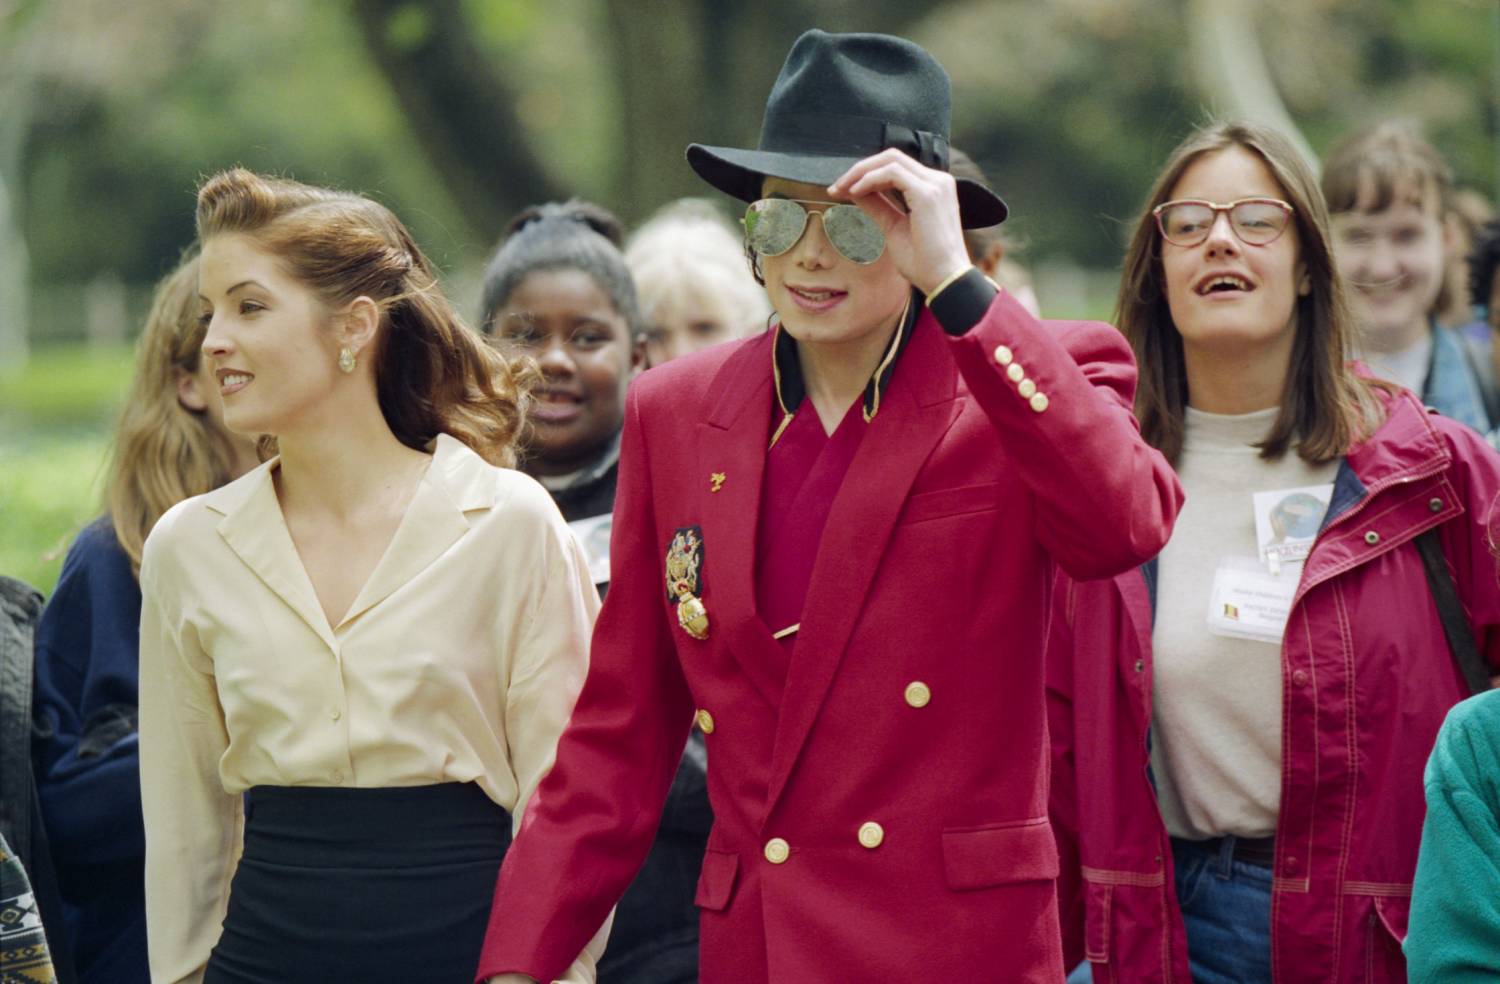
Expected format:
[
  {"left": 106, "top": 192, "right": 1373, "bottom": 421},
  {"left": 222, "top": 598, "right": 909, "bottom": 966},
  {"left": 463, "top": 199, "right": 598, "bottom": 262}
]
[
  {"left": 696, "top": 334, "right": 785, "bottom": 706},
  {"left": 764, "top": 313, "right": 961, "bottom": 810},
  {"left": 205, "top": 434, "right": 487, "bottom": 646}
]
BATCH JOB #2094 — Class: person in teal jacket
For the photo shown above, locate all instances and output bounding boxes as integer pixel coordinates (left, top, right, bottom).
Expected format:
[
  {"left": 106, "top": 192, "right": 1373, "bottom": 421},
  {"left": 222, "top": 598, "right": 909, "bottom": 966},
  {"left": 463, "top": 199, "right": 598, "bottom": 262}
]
[{"left": 1407, "top": 687, "right": 1500, "bottom": 982}]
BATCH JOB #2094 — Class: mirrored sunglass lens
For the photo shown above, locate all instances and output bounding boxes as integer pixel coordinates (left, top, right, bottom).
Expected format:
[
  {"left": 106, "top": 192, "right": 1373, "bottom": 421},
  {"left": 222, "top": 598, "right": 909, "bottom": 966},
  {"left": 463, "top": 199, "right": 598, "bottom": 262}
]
[
  {"left": 1231, "top": 202, "right": 1289, "bottom": 243},
  {"left": 1162, "top": 204, "right": 1214, "bottom": 244},
  {"left": 822, "top": 205, "right": 885, "bottom": 264},
  {"left": 746, "top": 200, "right": 807, "bottom": 256}
]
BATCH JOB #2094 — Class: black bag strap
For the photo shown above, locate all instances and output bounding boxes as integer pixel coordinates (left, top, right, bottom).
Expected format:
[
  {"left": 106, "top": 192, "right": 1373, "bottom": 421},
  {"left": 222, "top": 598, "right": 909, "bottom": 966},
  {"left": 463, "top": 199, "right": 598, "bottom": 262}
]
[{"left": 1415, "top": 528, "right": 1492, "bottom": 695}]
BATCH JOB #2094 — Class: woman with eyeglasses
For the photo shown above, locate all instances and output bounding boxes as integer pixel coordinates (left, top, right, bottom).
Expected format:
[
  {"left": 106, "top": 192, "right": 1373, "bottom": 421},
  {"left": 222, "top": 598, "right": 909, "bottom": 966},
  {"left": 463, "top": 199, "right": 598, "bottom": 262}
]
[
  {"left": 1047, "top": 120, "right": 1500, "bottom": 984},
  {"left": 476, "top": 30, "right": 1181, "bottom": 984}
]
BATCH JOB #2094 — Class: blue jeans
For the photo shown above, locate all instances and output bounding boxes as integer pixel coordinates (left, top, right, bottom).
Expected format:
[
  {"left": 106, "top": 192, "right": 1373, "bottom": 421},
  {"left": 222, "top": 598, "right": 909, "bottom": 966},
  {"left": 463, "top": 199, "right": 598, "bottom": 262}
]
[{"left": 1171, "top": 836, "right": 1273, "bottom": 984}]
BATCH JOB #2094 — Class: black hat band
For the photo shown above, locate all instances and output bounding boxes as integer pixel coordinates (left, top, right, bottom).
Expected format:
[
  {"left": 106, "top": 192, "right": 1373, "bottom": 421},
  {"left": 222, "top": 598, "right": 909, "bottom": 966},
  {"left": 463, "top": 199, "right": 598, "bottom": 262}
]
[{"left": 760, "top": 112, "right": 951, "bottom": 171}]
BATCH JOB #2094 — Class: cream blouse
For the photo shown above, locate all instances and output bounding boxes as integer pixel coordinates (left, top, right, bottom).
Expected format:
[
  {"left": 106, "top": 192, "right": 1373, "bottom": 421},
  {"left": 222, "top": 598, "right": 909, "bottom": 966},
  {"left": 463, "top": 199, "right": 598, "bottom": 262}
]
[{"left": 138, "top": 434, "right": 606, "bottom": 984}]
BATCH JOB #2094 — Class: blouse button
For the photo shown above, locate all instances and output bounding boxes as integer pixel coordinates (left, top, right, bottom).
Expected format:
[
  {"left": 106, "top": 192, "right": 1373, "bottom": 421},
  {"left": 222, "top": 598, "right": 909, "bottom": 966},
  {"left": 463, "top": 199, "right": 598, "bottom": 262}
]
[
  {"left": 331, "top": 770, "right": 344, "bottom": 784},
  {"left": 1364, "top": 531, "right": 1380, "bottom": 545},
  {"left": 904, "top": 681, "right": 932, "bottom": 708},
  {"left": 1292, "top": 669, "right": 1309, "bottom": 686},
  {"left": 993, "top": 344, "right": 1014, "bottom": 366},
  {"left": 330, "top": 708, "right": 341, "bottom": 722},
  {"left": 1429, "top": 497, "right": 1443, "bottom": 513},
  {"left": 1134, "top": 659, "right": 1145, "bottom": 674}
]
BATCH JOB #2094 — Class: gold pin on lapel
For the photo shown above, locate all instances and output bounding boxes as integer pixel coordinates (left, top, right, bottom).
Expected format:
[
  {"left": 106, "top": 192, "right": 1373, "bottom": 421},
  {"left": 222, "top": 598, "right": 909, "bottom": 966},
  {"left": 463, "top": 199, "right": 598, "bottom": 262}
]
[{"left": 710, "top": 472, "right": 726, "bottom": 493}]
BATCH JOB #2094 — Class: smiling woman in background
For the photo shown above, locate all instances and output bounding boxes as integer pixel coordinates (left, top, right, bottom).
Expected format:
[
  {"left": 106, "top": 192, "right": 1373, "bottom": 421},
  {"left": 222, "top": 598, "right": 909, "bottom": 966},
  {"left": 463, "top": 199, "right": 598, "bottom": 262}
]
[
  {"left": 1322, "top": 120, "right": 1492, "bottom": 435},
  {"left": 1048, "top": 120, "right": 1500, "bottom": 984},
  {"left": 479, "top": 200, "right": 710, "bottom": 984},
  {"left": 479, "top": 201, "right": 646, "bottom": 530},
  {"left": 624, "top": 198, "right": 770, "bottom": 367},
  {"left": 138, "top": 169, "right": 603, "bottom": 984}
]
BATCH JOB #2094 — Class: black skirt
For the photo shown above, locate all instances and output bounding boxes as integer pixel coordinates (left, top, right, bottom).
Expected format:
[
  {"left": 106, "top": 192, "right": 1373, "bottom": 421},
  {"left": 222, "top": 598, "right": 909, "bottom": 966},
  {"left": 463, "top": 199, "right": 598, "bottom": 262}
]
[{"left": 204, "top": 783, "right": 511, "bottom": 984}]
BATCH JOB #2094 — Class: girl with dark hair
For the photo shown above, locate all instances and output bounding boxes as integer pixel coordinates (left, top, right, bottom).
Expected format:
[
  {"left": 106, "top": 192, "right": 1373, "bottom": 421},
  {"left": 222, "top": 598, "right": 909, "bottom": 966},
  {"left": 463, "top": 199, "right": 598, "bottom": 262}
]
[
  {"left": 1047, "top": 121, "right": 1500, "bottom": 983},
  {"left": 138, "top": 169, "right": 603, "bottom": 983},
  {"left": 480, "top": 200, "right": 646, "bottom": 531},
  {"left": 479, "top": 30, "right": 1181, "bottom": 984},
  {"left": 480, "top": 201, "right": 707, "bottom": 984}
]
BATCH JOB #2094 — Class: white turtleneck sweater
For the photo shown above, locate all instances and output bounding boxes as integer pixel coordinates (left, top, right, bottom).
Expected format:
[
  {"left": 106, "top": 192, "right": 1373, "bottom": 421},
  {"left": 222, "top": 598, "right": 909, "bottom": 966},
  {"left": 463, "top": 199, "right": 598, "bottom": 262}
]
[{"left": 1150, "top": 406, "right": 1338, "bottom": 840}]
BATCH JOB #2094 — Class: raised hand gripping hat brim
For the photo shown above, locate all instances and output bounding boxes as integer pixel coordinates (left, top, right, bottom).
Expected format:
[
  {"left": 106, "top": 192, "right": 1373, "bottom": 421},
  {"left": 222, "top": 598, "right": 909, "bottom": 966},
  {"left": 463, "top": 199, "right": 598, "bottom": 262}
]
[{"left": 686, "top": 29, "right": 1007, "bottom": 229}]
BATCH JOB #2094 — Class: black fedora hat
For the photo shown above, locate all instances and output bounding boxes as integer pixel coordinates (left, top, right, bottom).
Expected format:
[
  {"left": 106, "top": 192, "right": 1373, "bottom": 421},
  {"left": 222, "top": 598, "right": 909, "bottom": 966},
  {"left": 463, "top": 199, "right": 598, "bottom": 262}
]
[{"left": 687, "top": 30, "right": 1007, "bottom": 229}]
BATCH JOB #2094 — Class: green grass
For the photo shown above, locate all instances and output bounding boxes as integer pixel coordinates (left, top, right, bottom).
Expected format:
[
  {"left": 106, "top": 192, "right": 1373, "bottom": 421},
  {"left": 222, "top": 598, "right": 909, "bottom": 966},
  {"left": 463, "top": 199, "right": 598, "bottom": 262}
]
[
  {"left": 0, "top": 435, "right": 111, "bottom": 596},
  {"left": 0, "top": 343, "right": 136, "bottom": 427},
  {"left": 2, "top": 343, "right": 132, "bottom": 596}
]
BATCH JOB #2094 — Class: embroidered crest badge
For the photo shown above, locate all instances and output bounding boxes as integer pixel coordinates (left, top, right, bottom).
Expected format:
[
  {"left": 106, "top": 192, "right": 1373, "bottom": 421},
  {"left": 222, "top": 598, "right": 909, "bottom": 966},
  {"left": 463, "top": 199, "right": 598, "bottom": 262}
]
[{"left": 665, "top": 525, "right": 709, "bottom": 640}]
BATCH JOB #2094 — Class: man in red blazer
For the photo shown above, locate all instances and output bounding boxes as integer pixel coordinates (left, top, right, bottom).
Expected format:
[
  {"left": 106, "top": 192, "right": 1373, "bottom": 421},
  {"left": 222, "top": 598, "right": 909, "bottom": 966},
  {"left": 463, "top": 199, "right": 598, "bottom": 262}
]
[{"left": 479, "top": 30, "right": 1183, "bottom": 984}]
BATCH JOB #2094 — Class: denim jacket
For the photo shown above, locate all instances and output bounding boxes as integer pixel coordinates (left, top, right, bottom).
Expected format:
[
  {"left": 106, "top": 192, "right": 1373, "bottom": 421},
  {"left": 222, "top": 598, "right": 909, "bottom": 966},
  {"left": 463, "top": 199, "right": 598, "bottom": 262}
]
[{"left": 1423, "top": 324, "right": 1492, "bottom": 436}]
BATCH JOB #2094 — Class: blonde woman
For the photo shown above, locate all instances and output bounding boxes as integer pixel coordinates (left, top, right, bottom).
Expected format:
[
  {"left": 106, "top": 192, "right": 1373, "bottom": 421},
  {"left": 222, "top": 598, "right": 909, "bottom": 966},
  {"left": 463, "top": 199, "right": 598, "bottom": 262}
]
[
  {"left": 624, "top": 198, "right": 770, "bottom": 366},
  {"left": 32, "top": 251, "right": 259, "bottom": 984},
  {"left": 138, "top": 169, "right": 603, "bottom": 984}
]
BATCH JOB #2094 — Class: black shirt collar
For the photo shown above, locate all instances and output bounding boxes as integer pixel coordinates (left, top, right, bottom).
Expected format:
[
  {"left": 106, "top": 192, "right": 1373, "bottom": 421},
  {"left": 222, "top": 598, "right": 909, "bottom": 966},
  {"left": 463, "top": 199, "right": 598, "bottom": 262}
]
[{"left": 771, "top": 288, "right": 921, "bottom": 426}]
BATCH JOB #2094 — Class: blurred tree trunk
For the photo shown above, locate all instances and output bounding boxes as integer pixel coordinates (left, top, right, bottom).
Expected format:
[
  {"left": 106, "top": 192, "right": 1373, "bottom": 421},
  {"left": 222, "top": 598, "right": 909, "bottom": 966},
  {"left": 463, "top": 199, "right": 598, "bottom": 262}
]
[
  {"left": 0, "top": 2, "right": 45, "bottom": 374},
  {"left": 349, "top": 0, "right": 563, "bottom": 242},
  {"left": 1187, "top": 0, "right": 1316, "bottom": 168},
  {"left": 599, "top": 0, "right": 830, "bottom": 221},
  {"left": 351, "top": 0, "right": 967, "bottom": 232},
  {"left": 602, "top": 0, "right": 960, "bottom": 222},
  {"left": 0, "top": 170, "right": 30, "bottom": 375},
  {"left": 601, "top": 0, "right": 711, "bottom": 221}
]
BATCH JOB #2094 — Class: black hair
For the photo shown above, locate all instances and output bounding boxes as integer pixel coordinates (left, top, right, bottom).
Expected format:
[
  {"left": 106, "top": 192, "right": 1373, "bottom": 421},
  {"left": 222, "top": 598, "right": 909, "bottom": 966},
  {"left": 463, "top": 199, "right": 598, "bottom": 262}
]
[
  {"left": 478, "top": 200, "right": 645, "bottom": 338},
  {"left": 1470, "top": 220, "right": 1500, "bottom": 313}
]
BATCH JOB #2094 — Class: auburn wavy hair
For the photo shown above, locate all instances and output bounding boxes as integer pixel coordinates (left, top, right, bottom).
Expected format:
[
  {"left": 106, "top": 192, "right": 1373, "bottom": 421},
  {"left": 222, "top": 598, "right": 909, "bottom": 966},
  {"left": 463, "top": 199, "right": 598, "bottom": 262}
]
[
  {"left": 106, "top": 250, "right": 244, "bottom": 573},
  {"left": 1117, "top": 121, "right": 1383, "bottom": 466},
  {"left": 195, "top": 168, "right": 534, "bottom": 466}
]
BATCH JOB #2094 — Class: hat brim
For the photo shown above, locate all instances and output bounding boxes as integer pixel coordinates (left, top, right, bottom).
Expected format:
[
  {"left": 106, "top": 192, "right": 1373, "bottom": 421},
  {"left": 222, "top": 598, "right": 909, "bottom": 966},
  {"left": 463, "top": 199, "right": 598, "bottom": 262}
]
[{"left": 687, "top": 143, "right": 1008, "bottom": 229}]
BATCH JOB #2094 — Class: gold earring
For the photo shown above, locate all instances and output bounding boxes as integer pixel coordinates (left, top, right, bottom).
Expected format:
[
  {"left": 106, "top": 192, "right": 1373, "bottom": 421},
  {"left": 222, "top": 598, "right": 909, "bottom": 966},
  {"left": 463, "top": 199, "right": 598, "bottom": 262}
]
[{"left": 338, "top": 347, "right": 356, "bottom": 374}]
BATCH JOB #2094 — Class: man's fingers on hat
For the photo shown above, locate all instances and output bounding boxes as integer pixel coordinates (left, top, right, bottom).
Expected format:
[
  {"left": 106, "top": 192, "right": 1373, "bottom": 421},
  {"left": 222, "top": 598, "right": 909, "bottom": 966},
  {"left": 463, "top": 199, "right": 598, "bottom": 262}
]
[
  {"left": 829, "top": 148, "right": 921, "bottom": 195},
  {"left": 845, "top": 160, "right": 951, "bottom": 213}
]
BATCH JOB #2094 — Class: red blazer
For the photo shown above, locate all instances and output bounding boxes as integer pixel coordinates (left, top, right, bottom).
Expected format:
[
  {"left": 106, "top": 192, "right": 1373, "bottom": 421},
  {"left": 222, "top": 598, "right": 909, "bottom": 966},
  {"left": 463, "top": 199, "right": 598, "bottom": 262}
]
[{"left": 477, "top": 289, "right": 1183, "bottom": 983}]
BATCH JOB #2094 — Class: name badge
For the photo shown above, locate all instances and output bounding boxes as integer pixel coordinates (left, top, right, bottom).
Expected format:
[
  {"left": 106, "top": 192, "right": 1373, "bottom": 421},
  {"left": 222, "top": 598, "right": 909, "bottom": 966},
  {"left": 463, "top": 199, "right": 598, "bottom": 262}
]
[{"left": 1206, "top": 556, "right": 1298, "bottom": 644}]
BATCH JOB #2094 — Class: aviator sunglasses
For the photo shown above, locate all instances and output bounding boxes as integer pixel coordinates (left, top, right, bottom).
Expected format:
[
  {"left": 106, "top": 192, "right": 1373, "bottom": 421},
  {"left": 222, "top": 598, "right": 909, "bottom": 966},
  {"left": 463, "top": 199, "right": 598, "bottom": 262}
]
[
  {"left": 743, "top": 197, "right": 886, "bottom": 265},
  {"left": 1152, "top": 198, "right": 1295, "bottom": 248}
]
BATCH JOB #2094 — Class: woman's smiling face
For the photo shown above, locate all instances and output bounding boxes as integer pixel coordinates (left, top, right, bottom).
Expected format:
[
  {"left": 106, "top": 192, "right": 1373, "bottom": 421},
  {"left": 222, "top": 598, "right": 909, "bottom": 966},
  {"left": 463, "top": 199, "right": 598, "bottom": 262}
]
[
  {"left": 198, "top": 232, "right": 342, "bottom": 438},
  {"left": 490, "top": 267, "right": 641, "bottom": 475}
]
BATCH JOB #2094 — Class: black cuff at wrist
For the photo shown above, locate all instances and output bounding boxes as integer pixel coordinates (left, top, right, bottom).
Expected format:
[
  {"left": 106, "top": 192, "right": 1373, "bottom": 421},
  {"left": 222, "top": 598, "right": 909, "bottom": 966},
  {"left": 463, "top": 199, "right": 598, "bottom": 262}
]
[{"left": 930, "top": 268, "right": 1000, "bottom": 337}]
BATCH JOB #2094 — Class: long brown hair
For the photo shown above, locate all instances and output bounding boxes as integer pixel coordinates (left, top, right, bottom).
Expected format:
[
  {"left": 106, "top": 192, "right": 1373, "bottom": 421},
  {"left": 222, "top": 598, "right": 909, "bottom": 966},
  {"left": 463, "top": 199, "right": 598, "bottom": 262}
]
[
  {"left": 107, "top": 250, "right": 243, "bottom": 572},
  {"left": 1117, "top": 121, "right": 1380, "bottom": 465},
  {"left": 195, "top": 168, "right": 533, "bottom": 466}
]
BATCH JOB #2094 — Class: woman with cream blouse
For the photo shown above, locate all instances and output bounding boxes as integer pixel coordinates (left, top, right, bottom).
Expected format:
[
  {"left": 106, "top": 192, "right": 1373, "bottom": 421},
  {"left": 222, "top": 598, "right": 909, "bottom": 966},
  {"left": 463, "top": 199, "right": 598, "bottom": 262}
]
[{"left": 138, "top": 169, "right": 606, "bottom": 984}]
